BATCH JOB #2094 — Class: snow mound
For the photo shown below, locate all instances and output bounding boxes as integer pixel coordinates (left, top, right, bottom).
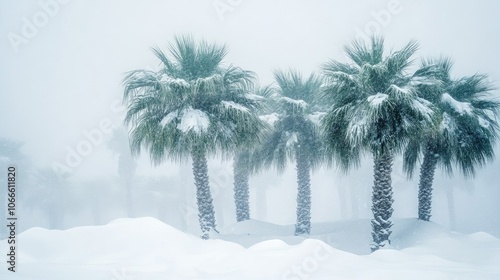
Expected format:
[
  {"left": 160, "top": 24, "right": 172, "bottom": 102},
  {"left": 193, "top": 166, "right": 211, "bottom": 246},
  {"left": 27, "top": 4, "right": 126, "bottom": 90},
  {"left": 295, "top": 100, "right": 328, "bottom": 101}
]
[{"left": 1, "top": 217, "right": 500, "bottom": 279}]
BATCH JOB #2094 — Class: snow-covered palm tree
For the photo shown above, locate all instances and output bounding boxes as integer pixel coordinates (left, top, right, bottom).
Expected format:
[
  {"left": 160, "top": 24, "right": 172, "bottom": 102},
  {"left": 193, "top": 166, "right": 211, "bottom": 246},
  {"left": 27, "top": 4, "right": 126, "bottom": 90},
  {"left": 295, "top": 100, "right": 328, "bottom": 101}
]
[
  {"left": 260, "top": 70, "right": 324, "bottom": 235},
  {"left": 403, "top": 57, "right": 499, "bottom": 222},
  {"left": 321, "top": 37, "right": 437, "bottom": 251},
  {"left": 233, "top": 86, "right": 271, "bottom": 222},
  {"left": 123, "top": 35, "right": 264, "bottom": 239}
]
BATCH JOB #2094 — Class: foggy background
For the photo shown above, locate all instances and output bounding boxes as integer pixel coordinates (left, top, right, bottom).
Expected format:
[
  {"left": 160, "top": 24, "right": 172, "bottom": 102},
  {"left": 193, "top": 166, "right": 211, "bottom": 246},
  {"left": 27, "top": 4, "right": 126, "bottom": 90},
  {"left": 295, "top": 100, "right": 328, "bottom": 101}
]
[{"left": 1, "top": 0, "right": 499, "bottom": 237}]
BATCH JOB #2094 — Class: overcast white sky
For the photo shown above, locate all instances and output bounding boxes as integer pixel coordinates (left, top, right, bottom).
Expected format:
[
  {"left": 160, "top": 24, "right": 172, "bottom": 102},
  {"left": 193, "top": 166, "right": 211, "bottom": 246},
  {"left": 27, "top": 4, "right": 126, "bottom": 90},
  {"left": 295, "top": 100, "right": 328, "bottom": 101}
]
[{"left": 1, "top": 0, "right": 499, "bottom": 232}]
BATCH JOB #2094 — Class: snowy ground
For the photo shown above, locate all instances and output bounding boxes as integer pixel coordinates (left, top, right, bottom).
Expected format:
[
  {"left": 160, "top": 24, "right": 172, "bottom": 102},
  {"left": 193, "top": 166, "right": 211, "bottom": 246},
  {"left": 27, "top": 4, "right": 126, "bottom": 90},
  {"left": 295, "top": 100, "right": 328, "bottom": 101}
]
[{"left": 1, "top": 217, "right": 499, "bottom": 279}]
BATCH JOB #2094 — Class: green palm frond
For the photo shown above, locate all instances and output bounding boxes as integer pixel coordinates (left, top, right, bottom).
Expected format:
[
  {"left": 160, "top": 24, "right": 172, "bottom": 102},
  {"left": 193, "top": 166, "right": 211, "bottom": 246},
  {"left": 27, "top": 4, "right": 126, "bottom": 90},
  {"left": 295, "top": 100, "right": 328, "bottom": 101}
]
[
  {"left": 322, "top": 36, "right": 437, "bottom": 168},
  {"left": 123, "top": 35, "right": 265, "bottom": 165}
]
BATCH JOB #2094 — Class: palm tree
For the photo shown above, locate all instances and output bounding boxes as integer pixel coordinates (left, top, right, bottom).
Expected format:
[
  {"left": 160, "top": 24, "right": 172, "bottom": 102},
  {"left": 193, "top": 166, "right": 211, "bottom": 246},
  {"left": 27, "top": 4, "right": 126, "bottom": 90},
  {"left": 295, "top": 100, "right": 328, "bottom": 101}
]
[
  {"left": 321, "top": 37, "right": 437, "bottom": 251},
  {"left": 233, "top": 86, "right": 270, "bottom": 222},
  {"left": 260, "top": 70, "right": 324, "bottom": 235},
  {"left": 403, "top": 57, "right": 499, "bottom": 222},
  {"left": 123, "top": 35, "right": 263, "bottom": 239},
  {"left": 108, "top": 128, "right": 137, "bottom": 217}
]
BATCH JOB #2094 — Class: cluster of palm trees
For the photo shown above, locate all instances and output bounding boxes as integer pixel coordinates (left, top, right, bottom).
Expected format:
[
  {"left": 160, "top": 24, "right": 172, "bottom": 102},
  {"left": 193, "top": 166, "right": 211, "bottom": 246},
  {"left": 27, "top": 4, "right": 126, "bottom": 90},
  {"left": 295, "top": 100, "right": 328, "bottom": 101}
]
[{"left": 122, "top": 35, "right": 499, "bottom": 251}]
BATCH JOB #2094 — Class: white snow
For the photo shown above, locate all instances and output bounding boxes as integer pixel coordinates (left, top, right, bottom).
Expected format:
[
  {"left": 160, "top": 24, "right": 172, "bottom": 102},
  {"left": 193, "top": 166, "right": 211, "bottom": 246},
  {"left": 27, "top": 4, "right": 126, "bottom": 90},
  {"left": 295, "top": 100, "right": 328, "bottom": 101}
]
[
  {"left": 286, "top": 132, "right": 298, "bottom": 147},
  {"left": 478, "top": 116, "right": 490, "bottom": 128},
  {"left": 412, "top": 97, "right": 434, "bottom": 119},
  {"left": 259, "top": 113, "right": 280, "bottom": 126},
  {"left": 221, "top": 101, "right": 250, "bottom": 113},
  {"left": 441, "top": 93, "right": 473, "bottom": 115},
  {"left": 244, "top": 93, "right": 265, "bottom": 101},
  {"left": 160, "top": 74, "right": 190, "bottom": 89},
  {"left": 160, "top": 110, "right": 178, "bottom": 126},
  {"left": 367, "top": 93, "right": 388, "bottom": 106},
  {"left": 176, "top": 107, "right": 210, "bottom": 134},
  {"left": 307, "top": 112, "right": 326, "bottom": 125},
  {"left": 2, "top": 217, "right": 500, "bottom": 279},
  {"left": 389, "top": 84, "right": 411, "bottom": 94},
  {"left": 440, "top": 112, "right": 456, "bottom": 132},
  {"left": 280, "top": 97, "right": 308, "bottom": 110}
]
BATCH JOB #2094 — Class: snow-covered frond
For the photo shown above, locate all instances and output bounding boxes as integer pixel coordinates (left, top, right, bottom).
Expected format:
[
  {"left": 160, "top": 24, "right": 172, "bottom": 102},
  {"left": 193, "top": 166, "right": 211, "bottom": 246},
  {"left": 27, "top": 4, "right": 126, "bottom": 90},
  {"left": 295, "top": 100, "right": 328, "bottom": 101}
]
[
  {"left": 441, "top": 93, "right": 473, "bottom": 115},
  {"left": 439, "top": 113, "right": 456, "bottom": 133},
  {"left": 192, "top": 74, "right": 223, "bottom": 93},
  {"left": 410, "top": 75, "right": 442, "bottom": 86},
  {"left": 221, "top": 101, "right": 250, "bottom": 113},
  {"left": 259, "top": 113, "right": 280, "bottom": 126},
  {"left": 307, "top": 112, "right": 326, "bottom": 125},
  {"left": 160, "top": 74, "right": 190, "bottom": 90},
  {"left": 280, "top": 96, "right": 308, "bottom": 111},
  {"left": 285, "top": 132, "right": 298, "bottom": 147},
  {"left": 367, "top": 93, "right": 388, "bottom": 107},
  {"left": 477, "top": 116, "right": 490, "bottom": 128},
  {"left": 411, "top": 98, "right": 435, "bottom": 121},
  {"left": 176, "top": 106, "right": 210, "bottom": 134},
  {"left": 244, "top": 93, "right": 265, "bottom": 101},
  {"left": 160, "top": 110, "right": 179, "bottom": 126}
]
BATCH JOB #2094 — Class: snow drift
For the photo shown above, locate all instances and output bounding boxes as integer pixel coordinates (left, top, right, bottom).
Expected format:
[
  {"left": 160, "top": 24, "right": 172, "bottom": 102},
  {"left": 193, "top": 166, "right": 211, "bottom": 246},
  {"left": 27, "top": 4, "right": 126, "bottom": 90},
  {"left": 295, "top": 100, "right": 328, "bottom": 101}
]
[{"left": 1, "top": 217, "right": 499, "bottom": 279}]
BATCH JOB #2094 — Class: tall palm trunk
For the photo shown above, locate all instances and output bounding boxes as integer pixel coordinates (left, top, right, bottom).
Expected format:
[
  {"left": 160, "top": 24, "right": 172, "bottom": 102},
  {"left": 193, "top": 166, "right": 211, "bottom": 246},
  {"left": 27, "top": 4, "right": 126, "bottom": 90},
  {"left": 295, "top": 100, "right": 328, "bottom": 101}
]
[
  {"left": 294, "top": 148, "right": 312, "bottom": 235},
  {"left": 370, "top": 152, "right": 394, "bottom": 252},
  {"left": 233, "top": 152, "right": 250, "bottom": 222},
  {"left": 417, "top": 146, "right": 438, "bottom": 221},
  {"left": 191, "top": 149, "right": 217, "bottom": 239}
]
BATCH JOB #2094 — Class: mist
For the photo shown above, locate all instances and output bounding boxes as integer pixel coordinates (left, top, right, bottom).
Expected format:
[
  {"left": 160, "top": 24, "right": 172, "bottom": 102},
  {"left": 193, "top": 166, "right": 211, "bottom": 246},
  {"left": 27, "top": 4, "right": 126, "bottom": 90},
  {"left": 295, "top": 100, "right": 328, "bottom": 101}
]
[{"left": 1, "top": 0, "right": 500, "bottom": 247}]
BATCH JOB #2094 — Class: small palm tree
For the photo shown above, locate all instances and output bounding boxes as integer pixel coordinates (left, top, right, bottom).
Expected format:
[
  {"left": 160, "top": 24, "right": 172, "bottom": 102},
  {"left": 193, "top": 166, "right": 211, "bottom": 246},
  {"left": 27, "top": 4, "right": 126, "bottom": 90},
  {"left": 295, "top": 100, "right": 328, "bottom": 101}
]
[
  {"left": 108, "top": 128, "right": 137, "bottom": 217},
  {"left": 404, "top": 57, "right": 499, "bottom": 221},
  {"left": 260, "top": 70, "right": 324, "bottom": 235},
  {"left": 321, "top": 37, "right": 437, "bottom": 251},
  {"left": 123, "top": 35, "right": 263, "bottom": 239}
]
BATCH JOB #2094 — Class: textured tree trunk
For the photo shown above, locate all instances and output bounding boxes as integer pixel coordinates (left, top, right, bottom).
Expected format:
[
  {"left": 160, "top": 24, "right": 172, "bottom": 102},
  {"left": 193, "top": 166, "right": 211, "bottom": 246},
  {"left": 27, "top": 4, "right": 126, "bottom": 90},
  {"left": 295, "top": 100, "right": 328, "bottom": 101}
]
[
  {"left": 233, "top": 152, "right": 250, "bottom": 222},
  {"left": 370, "top": 152, "right": 394, "bottom": 252},
  {"left": 294, "top": 149, "right": 312, "bottom": 236},
  {"left": 417, "top": 146, "right": 438, "bottom": 221},
  {"left": 191, "top": 149, "right": 217, "bottom": 239}
]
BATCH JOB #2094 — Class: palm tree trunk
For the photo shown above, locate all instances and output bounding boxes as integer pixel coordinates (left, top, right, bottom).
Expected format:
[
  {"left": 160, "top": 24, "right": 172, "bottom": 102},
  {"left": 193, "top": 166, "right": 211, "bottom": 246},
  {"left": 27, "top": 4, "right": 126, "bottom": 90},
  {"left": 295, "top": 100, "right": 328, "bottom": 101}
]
[
  {"left": 417, "top": 146, "right": 438, "bottom": 221},
  {"left": 233, "top": 152, "right": 250, "bottom": 222},
  {"left": 370, "top": 152, "right": 394, "bottom": 252},
  {"left": 294, "top": 149, "right": 312, "bottom": 235},
  {"left": 191, "top": 149, "right": 217, "bottom": 239}
]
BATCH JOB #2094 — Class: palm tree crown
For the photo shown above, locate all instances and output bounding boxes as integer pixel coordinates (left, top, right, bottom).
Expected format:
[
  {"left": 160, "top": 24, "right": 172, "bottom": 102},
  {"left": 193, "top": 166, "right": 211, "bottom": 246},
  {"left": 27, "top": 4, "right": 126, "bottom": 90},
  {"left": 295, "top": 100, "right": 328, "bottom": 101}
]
[{"left": 124, "top": 35, "right": 264, "bottom": 163}]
